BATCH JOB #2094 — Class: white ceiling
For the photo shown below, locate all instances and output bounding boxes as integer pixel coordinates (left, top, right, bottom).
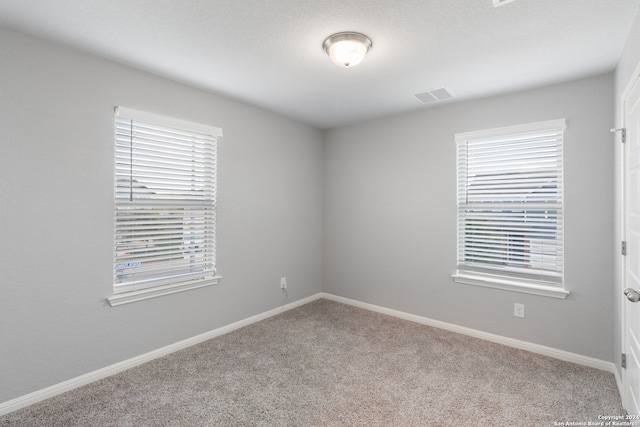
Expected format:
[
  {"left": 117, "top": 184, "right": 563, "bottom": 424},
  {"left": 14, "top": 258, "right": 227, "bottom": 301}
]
[{"left": 1, "top": 0, "right": 639, "bottom": 129}]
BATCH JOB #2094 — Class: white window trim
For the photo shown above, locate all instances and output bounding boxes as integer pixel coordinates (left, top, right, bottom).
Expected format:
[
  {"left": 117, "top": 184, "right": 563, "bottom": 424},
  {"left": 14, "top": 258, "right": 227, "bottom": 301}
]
[
  {"left": 452, "top": 118, "right": 569, "bottom": 299},
  {"left": 109, "top": 107, "right": 223, "bottom": 306},
  {"left": 451, "top": 271, "right": 569, "bottom": 299},
  {"left": 115, "top": 107, "right": 223, "bottom": 137},
  {"left": 107, "top": 276, "right": 222, "bottom": 306},
  {"left": 454, "top": 119, "right": 565, "bottom": 142}
]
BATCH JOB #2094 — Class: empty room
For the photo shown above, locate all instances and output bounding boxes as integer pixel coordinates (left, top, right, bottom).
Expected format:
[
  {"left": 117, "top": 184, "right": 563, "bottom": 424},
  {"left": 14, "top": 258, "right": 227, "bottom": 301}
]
[{"left": 2, "top": 0, "right": 640, "bottom": 425}]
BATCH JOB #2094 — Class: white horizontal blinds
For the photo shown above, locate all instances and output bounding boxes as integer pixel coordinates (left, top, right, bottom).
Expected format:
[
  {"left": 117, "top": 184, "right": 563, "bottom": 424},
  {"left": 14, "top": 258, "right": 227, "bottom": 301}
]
[
  {"left": 456, "top": 119, "right": 565, "bottom": 284},
  {"left": 114, "top": 107, "right": 221, "bottom": 292}
]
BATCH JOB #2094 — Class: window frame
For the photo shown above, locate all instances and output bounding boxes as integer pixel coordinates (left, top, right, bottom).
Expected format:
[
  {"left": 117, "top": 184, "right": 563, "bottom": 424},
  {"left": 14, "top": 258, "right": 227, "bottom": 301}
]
[
  {"left": 108, "top": 107, "right": 223, "bottom": 306},
  {"left": 451, "top": 119, "right": 569, "bottom": 299}
]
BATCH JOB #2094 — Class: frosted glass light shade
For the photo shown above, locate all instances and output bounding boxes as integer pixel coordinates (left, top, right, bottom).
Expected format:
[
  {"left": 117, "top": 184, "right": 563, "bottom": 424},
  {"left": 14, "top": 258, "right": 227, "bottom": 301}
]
[{"left": 323, "top": 32, "right": 372, "bottom": 68}]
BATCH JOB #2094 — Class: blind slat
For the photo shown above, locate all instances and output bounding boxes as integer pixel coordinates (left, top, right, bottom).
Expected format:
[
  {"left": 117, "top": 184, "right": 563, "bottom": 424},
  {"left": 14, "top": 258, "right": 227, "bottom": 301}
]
[
  {"left": 114, "top": 108, "right": 220, "bottom": 291},
  {"left": 455, "top": 120, "right": 564, "bottom": 285}
]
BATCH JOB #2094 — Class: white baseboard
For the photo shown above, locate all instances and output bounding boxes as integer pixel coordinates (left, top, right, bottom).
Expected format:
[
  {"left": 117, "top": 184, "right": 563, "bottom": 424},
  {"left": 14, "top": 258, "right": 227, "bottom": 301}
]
[
  {"left": 0, "top": 293, "right": 322, "bottom": 416},
  {"left": 320, "top": 293, "right": 618, "bottom": 375},
  {"left": 1, "top": 292, "right": 618, "bottom": 416},
  {"left": 614, "top": 366, "right": 623, "bottom": 403}
]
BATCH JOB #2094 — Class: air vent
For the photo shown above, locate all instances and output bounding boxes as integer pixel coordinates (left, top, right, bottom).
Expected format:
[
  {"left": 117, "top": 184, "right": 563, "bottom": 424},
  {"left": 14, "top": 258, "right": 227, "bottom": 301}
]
[
  {"left": 493, "top": 0, "right": 516, "bottom": 7},
  {"left": 414, "top": 88, "right": 454, "bottom": 104}
]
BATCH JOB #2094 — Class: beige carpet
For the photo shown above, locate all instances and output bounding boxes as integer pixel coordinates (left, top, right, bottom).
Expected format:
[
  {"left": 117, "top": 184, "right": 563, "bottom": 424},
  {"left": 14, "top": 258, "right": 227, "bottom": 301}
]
[{"left": 0, "top": 299, "right": 625, "bottom": 426}]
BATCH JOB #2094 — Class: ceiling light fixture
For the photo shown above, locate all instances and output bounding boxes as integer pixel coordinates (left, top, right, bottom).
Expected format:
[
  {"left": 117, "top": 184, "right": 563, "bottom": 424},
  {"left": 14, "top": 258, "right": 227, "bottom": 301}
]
[{"left": 323, "top": 32, "right": 372, "bottom": 68}]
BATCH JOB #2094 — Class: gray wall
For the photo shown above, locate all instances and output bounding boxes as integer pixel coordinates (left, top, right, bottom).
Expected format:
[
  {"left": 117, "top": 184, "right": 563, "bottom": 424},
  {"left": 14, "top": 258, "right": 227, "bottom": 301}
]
[
  {"left": 3, "top": 12, "right": 638, "bottom": 405},
  {"left": 0, "top": 27, "right": 323, "bottom": 403},
  {"left": 614, "top": 9, "right": 640, "bottom": 383},
  {"left": 323, "top": 73, "right": 615, "bottom": 361}
]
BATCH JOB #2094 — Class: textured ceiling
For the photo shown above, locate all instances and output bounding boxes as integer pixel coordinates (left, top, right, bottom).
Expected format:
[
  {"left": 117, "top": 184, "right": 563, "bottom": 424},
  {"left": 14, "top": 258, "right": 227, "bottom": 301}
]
[{"left": 1, "top": 0, "right": 639, "bottom": 129}]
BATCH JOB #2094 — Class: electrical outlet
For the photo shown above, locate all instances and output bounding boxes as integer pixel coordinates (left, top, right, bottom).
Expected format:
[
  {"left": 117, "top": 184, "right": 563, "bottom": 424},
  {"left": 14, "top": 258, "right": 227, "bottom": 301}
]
[
  {"left": 514, "top": 303, "right": 525, "bottom": 318},
  {"left": 280, "top": 277, "right": 287, "bottom": 289}
]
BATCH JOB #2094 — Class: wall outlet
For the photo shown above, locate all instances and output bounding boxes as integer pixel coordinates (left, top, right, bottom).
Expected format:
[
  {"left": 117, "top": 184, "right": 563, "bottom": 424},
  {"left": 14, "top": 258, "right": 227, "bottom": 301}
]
[
  {"left": 514, "top": 303, "right": 525, "bottom": 318},
  {"left": 280, "top": 277, "right": 287, "bottom": 289}
]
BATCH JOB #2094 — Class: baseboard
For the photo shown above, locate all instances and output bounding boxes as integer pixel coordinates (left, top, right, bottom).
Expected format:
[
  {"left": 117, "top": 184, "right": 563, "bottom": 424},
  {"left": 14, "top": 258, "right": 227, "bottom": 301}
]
[
  {"left": 614, "top": 365, "right": 624, "bottom": 406},
  {"left": 320, "top": 293, "right": 618, "bottom": 375},
  {"left": 1, "top": 291, "right": 618, "bottom": 416},
  {"left": 0, "top": 293, "right": 322, "bottom": 416}
]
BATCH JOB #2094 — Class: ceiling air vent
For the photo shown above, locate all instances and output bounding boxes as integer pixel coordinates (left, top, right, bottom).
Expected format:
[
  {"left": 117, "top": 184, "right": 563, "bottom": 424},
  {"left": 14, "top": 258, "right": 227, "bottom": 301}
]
[
  {"left": 492, "top": 0, "right": 516, "bottom": 7},
  {"left": 414, "top": 88, "right": 454, "bottom": 104}
]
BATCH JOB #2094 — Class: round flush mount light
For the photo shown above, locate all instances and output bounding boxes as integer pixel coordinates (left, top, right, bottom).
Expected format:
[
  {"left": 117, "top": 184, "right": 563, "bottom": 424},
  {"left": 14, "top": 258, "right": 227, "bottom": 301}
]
[{"left": 323, "top": 32, "right": 372, "bottom": 68}]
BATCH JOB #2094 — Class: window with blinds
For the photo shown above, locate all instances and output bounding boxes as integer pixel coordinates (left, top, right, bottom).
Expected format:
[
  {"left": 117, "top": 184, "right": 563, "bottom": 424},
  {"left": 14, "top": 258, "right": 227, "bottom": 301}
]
[
  {"left": 454, "top": 119, "right": 566, "bottom": 292},
  {"left": 113, "top": 107, "right": 222, "bottom": 294}
]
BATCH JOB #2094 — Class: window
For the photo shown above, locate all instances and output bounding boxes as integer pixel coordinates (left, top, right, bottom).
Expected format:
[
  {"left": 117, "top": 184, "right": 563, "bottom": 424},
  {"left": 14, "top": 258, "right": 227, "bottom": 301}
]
[
  {"left": 452, "top": 119, "right": 569, "bottom": 299},
  {"left": 108, "top": 107, "right": 222, "bottom": 306}
]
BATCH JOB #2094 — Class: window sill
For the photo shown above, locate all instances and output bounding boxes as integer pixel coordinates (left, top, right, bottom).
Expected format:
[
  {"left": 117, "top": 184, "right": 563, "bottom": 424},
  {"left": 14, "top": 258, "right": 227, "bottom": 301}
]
[
  {"left": 107, "top": 276, "right": 222, "bottom": 307},
  {"left": 451, "top": 271, "right": 569, "bottom": 299}
]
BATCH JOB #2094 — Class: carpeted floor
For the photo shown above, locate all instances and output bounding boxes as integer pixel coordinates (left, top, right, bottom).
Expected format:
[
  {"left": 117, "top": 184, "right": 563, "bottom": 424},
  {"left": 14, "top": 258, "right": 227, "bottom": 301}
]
[{"left": 0, "top": 299, "right": 626, "bottom": 426}]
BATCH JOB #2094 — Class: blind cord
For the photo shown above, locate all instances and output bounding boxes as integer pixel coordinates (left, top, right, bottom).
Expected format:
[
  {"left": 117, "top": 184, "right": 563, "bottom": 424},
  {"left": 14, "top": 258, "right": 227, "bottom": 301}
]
[{"left": 129, "top": 119, "right": 133, "bottom": 202}]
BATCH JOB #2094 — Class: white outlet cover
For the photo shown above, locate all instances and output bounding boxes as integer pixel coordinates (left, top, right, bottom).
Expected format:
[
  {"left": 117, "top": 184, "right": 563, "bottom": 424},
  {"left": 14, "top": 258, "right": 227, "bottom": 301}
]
[{"left": 514, "top": 303, "right": 525, "bottom": 318}]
